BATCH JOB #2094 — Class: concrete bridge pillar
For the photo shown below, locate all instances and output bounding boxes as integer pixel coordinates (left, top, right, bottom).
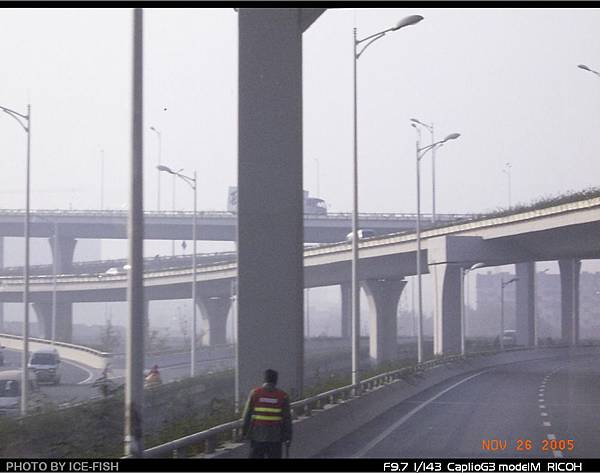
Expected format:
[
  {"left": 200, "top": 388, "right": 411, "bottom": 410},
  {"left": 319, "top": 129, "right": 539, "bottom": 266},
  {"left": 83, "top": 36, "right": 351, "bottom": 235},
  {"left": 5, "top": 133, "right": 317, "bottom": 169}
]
[
  {"left": 48, "top": 234, "right": 77, "bottom": 274},
  {"left": 363, "top": 278, "right": 406, "bottom": 365},
  {"left": 32, "top": 301, "right": 73, "bottom": 342},
  {"left": 198, "top": 296, "right": 231, "bottom": 346},
  {"left": 237, "top": 8, "right": 325, "bottom": 400},
  {"left": 559, "top": 258, "right": 581, "bottom": 345},
  {"left": 432, "top": 264, "right": 462, "bottom": 355},
  {"left": 515, "top": 262, "right": 535, "bottom": 346},
  {"left": 340, "top": 282, "right": 351, "bottom": 339}
]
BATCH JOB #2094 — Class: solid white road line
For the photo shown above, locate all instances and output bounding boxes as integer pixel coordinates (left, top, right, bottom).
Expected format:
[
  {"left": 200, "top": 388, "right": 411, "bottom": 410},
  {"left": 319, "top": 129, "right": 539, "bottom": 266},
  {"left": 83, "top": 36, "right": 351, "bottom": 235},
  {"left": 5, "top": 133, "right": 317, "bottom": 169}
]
[
  {"left": 352, "top": 368, "right": 493, "bottom": 458},
  {"left": 61, "top": 359, "right": 95, "bottom": 385}
]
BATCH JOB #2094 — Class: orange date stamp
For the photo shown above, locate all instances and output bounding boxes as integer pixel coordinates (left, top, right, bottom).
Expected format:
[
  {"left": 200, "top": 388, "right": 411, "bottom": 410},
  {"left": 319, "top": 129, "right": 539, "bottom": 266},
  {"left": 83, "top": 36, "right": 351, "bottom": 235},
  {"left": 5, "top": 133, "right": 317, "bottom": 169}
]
[{"left": 482, "top": 438, "right": 575, "bottom": 452}]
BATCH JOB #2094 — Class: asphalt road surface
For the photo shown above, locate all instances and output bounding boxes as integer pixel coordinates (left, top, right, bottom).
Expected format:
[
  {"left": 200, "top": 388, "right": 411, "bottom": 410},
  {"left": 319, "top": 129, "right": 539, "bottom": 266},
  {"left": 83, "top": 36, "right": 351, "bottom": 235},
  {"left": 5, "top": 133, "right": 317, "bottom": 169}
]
[{"left": 318, "top": 348, "right": 600, "bottom": 459}]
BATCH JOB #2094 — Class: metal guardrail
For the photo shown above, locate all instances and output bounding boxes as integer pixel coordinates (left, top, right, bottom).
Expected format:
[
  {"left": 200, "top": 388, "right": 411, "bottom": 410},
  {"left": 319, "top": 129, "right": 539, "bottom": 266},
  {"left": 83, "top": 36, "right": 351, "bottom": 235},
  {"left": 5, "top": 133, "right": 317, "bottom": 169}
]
[
  {"left": 142, "top": 351, "right": 502, "bottom": 458},
  {"left": 0, "top": 208, "right": 475, "bottom": 221},
  {"left": 0, "top": 333, "right": 112, "bottom": 370}
]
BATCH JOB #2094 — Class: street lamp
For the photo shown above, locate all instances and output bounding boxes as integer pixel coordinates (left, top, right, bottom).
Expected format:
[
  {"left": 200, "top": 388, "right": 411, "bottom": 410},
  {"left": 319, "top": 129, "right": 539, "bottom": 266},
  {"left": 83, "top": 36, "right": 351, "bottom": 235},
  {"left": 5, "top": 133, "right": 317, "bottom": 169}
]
[
  {"left": 460, "top": 262, "right": 485, "bottom": 356},
  {"left": 502, "top": 162, "right": 512, "bottom": 208},
  {"left": 150, "top": 126, "right": 162, "bottom": 211},
  {"left": 500, "top": 276, "right": 519, "bottom": 350},
  {"left": 157, "top": 164, "right": 197, "bottom": 376},
  {"left": 0, "top": 103, "right": 31, "bottom": 416},
  {"left": 413, "top": 130, "right": 461, "bottom": 363},
  {"left": 410, "top": 118, "right": 438, "bottom": 224},
  {"left": 577, "top": 64, "right": 600, "bottom": 78},
  {"left": 351, "top": 13, "right": 423, "bottom": 392}
]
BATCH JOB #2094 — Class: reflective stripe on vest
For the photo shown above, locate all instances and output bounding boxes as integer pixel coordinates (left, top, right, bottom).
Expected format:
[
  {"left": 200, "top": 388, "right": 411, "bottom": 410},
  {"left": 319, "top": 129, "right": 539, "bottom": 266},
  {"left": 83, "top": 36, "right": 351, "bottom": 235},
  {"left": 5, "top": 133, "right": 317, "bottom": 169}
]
[
  {"left": 252, "top": 414, "right": 283, "bottom": 422},
  {"left": 251, "top": 387, "right": 286, "bottom": 425}
]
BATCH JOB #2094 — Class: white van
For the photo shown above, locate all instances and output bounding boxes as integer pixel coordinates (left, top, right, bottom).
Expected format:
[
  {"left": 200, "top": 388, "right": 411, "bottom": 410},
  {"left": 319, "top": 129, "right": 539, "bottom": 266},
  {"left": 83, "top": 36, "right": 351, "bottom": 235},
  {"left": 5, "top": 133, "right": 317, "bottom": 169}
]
[
  {"left": 0, "top": 370, "right": 41, "bottom": 416},
  {"left": 28, "top": 347, "right": 62, "bottom": 385}
]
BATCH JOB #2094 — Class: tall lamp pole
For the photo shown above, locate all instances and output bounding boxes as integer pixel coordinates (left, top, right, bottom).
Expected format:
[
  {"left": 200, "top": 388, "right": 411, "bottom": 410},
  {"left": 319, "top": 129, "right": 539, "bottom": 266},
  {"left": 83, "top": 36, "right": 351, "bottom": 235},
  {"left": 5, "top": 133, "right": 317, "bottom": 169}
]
[
  {"left": 157, "top": 165, "right": 197, "bottom": 376},
  {"left": 500, "top": 277, "right": 519, "bottom": 350},
  {"left": 460, "top": 262, "right": 485, "bottom": 356},
  {"left": 502, "top": 162, "right": 512, "bottom": 208},
  {"left": 413, "top": 130, "right": 461, "bottom": 362},
  {"left": 410, "top": 118, "right": 437, "bottom": 223},
  {"left": 0, "top": 103, "right": 31, "bottom": 416},
  {"left": 150, "top": 126, "right": 162, "bottom": 211},
  {"left": 352, "top": 13, "right": 423, "bottom": 391}
]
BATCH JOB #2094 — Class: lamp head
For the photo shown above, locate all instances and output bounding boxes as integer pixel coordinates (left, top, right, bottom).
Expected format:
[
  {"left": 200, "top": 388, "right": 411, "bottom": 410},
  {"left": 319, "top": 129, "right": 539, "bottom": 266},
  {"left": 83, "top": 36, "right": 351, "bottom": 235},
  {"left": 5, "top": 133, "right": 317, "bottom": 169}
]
[
  {"left": 443, "top": 132, "right": 461, "bottom": 142},
  {"left": 578, "top": 64, "right": 591, "bottom": 71},
  {"left": 470, "top": 262, "right": 485, "bottom": 271},
  {"left": 156, "top": 164, "right": 175, "bottom": 174},
  {"left": 392, "top": 15, "right": 424, "bottom": 31}
]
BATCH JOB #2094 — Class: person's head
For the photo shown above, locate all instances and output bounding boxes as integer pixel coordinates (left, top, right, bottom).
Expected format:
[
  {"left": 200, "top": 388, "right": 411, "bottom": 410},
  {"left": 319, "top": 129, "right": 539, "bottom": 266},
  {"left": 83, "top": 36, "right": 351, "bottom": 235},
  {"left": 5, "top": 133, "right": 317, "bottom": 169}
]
[
  {"left": 151, "top": 364, "right": 159, "bottom": 373},
  {"left": 264, "top": 368, "right": 278, "bottom": 385}
]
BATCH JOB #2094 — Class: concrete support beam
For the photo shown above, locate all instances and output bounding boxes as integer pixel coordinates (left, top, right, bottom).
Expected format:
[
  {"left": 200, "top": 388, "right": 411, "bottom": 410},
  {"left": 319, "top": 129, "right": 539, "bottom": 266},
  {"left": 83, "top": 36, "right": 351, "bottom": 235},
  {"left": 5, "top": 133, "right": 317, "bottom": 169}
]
[
  {"left": 431, "top": 264, "right": 462, "bottom": 355},
  {"left": 48, "top": 234, "right": 77, "bottom": 274},
  {"left": 32, "top": 301, "right": 73, "bottom": 342},
  {"left": 515, "top": 262, "right": 535, "bottom": 346},
  {"left": 559, "top": 258, "right": 581, "bottom": 345},
  {"left": 340, "top": 283, "right": 351, "bottom": 339},
  {"left": 198, "top": 296, "right": 231, "bottom": 346},
  {"left": 363, "top": 279, "right": 406, "bottom": 365},
  {"left": 237, "top": 9, "right": 307, "bottom": 400}
]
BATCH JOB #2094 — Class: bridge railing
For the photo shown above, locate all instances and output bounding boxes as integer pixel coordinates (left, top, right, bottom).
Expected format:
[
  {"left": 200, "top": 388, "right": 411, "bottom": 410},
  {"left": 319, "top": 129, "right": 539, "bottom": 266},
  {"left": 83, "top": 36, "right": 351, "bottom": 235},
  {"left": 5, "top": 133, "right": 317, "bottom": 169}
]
[
  {"left": 142, "top": 352, "right": 492, "bottom": 458},
  {"left": 0, "top": 333, "right": 111, "bottom": 370}
]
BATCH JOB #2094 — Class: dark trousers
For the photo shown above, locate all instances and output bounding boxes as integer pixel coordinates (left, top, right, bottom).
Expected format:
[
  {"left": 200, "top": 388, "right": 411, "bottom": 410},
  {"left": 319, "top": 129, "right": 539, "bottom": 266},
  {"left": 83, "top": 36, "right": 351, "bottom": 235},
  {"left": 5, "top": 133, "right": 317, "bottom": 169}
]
[{"left": 249, "top": 441, "right": 282, "bottom": 459}]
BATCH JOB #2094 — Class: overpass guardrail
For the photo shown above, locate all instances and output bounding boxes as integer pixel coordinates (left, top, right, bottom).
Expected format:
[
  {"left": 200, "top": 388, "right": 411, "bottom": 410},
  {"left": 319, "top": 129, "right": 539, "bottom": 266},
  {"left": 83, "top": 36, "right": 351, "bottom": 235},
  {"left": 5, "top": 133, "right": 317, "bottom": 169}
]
[
  {"left": 142, "top": 349, "right": 524, "bottom": 458},
  {"left": 0, "top": 333, "right": 111, "bottom": 370}
]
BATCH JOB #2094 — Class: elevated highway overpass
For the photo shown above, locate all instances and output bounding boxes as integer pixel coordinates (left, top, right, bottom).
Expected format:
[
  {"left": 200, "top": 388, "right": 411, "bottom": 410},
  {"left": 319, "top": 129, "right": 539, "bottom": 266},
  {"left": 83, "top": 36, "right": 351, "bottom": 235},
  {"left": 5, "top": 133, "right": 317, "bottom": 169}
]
[{"left": 0, "top": 196, "right": 598, "bottom": 376}]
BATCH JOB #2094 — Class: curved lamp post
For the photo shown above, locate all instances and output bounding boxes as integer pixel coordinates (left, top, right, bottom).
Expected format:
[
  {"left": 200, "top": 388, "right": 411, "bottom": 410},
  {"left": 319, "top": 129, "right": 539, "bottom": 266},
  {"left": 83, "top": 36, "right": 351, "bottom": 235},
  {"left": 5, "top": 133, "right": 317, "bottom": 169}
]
[
  {"left": 351, "top": 13, "right": 423, "bottom": 392},
  {"left": 413, "top": 130, "right": 460, "bottom": 363},
  {"left": 410, "top": 118, "right": 438, "bottom": 223},
  {"left": 0, "top": 103, "right": 31, "bottom": 416},
  {"left": 150, "top": 126, "right": 162, "bottom": 211},
  {"left": 157, "top": 164, "right": 197, "bottom": 376}
]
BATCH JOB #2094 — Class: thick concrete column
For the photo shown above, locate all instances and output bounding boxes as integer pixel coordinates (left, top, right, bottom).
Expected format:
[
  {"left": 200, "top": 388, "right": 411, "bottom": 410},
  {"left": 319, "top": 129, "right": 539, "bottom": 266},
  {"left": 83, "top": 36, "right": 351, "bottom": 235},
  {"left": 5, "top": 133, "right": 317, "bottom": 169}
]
[
  {"left": 340, "top": 282, "right": 351, "bottom": 339},
  {"left": 198, "top": 296, "right": 231, "bottom": 346},
  {"left": 32, "top": 301, "right": 73, "bottom": 342},
  {"left": 515, "top": 262, "right": 535, "bottom": 346},
  {"left": 48, "top": 234, "right": 77, "bottom": 274},
  {"left": 432, "top": 264, "right": 462, "bottom": 355},
  {"left": 559, "top": 258, "right": 581, "bottom": 345},
  {"left": 237, "top": 9, "right": 322, "bottom": 400},
  {"left": 363, "top": 279, "right": 406, "bottom": 365},
  {"left": 33, "top": 302, "right": 52, "bottom": 339}
]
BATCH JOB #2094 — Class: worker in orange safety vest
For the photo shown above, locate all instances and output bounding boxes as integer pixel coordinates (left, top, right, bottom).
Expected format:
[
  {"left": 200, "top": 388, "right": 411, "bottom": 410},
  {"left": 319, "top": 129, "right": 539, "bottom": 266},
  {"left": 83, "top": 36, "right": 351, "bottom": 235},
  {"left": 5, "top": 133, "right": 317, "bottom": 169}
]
[{"left": 241, "top": 368, "right": 292, "bottom": 458}]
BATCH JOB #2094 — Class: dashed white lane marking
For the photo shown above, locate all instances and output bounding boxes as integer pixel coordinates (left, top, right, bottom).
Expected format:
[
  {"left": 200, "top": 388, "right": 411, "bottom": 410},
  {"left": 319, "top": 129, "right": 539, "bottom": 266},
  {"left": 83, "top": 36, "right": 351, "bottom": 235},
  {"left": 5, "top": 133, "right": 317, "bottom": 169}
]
[
  {"left": 539, "top": 405, "right": 546, "bottom": 409},
  {"left": 541, "top": 412, "right": 548, "bottom": 416},
  {"left": 352, "top": 368, "right": 493, "bottom": 458},
  {"left": 547, "top": 434, "right": 556, "bottom": 440},
  {"left": 543, "top": 422, "right": 551, "bottom": 427}
]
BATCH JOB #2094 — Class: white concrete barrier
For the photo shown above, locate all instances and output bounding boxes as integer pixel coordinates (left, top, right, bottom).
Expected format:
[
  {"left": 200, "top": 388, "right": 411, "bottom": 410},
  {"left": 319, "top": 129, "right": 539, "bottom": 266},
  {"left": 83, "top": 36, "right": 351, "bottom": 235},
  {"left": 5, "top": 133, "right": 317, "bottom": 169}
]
[{"left": 0, "top": 333, "right": 111, "bottom": 370}]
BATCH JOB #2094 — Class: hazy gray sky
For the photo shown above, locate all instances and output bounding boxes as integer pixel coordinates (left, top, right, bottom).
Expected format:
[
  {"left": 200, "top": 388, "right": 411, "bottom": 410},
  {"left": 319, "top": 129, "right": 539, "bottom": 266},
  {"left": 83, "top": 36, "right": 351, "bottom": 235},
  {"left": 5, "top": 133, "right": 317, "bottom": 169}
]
[{"left": 1, "top": 7, "right": 599, "bottom": 219}]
